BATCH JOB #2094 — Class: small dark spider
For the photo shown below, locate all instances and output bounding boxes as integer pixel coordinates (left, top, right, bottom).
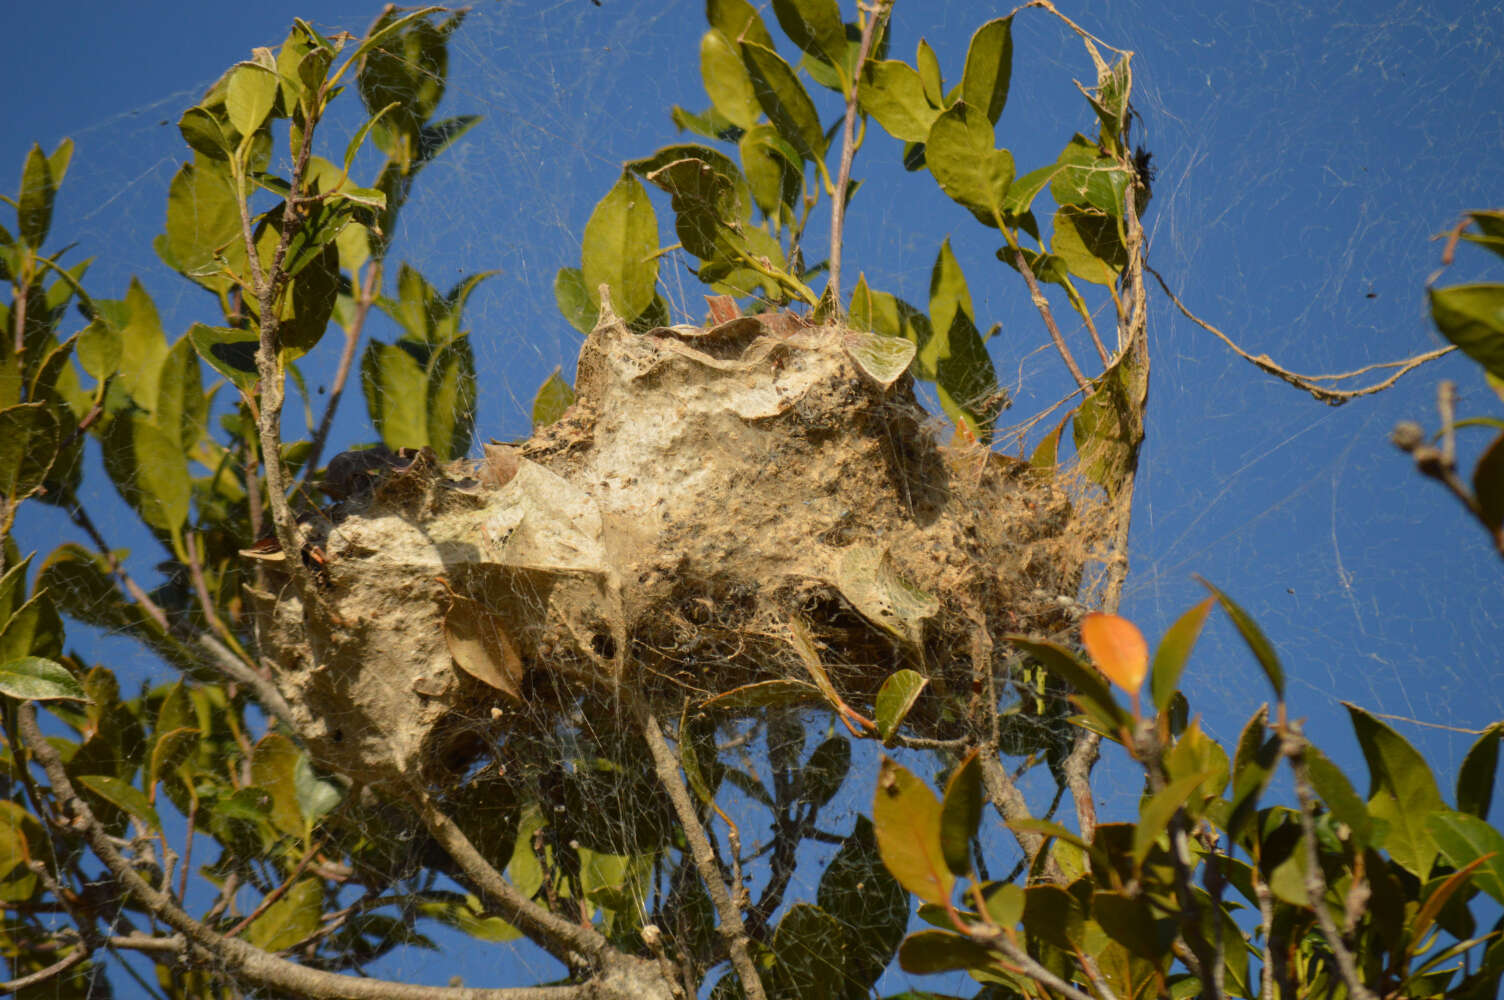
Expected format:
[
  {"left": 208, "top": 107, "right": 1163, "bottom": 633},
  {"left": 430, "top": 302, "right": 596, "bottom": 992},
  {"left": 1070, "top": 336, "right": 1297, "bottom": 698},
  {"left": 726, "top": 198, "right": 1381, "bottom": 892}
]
[{"left": 1132, "top": 145, "right": 1156, "bottom": 198}]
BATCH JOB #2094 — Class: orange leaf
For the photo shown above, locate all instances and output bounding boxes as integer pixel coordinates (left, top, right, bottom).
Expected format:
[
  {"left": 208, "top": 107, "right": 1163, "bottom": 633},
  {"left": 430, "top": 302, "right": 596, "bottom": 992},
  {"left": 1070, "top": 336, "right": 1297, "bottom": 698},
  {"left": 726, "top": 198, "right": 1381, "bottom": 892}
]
[{"left": 1081, "top": 612, "right": 1148, "bottom": 695}]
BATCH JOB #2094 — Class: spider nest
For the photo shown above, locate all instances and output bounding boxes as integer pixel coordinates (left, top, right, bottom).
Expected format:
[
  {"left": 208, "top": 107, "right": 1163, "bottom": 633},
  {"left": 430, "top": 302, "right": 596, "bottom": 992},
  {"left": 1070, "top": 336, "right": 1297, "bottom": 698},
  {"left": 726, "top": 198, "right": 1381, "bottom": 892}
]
[{"left": 252, "top": 297, "right": 1104, "bottom": 789}]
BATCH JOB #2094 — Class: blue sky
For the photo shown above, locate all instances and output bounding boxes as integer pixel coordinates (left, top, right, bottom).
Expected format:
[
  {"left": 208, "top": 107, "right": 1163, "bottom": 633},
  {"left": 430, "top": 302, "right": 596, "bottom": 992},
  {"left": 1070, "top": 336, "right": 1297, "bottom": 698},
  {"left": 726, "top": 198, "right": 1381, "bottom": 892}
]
[{"left": 6, "top": 0, "right": 1504, "bottom": 994}]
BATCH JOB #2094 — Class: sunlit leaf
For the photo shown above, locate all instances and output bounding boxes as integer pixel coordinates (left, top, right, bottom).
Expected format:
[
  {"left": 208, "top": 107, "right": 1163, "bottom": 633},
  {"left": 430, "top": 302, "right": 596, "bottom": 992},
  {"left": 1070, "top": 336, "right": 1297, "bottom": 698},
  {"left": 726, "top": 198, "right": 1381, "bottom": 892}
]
[
  {"left": 245, "top": 878, "right": 323, "bottom": 951},
  {"left": 1347, "top": 702, "right": 1443, "bottom": 878},
  {"left": 532, "top": 367, "right": 576, "bottom": 429},
  {"left": 860, "top": 60, "right": 938, "bottom": 142},
  {"left": 1149, "top": 597, "right": 1214, "bottom": 713},
  {"left": 178, "top": 107, "right": 231, "bottom": 162},
  {"left": 581, "top": 174, "right": 659, "bottom": 322},
  {"left": 1427, "top": 810, "right": 1504, "bottom": 904},
  {"left": 700, "top": 29, "right": 761, "bottom": 129},
  {"left": 873, "top": 757, "right": 954, "bottom": 905},
  {"left": 875, "top": 669, "right": 927, "bottom": 745},
  {"left": 226, "top": 61, "right": 280, "bottom": 137},
  {"left": 835, "top": 545, "right": 938, "bottom": 647},
  {"left": 1429, "top": 284, "right": 1504, "bottom": 381},
  {"left": 0, "top": 656, "right": 88, "bottom": 702},
  {"left": 17, "top": 144, "right": 56, "bottom": 247},
  {"left": 960, "top": 17, "right": 1013, "bottom": 125},
  {"left": 740, "top": 42, "right": 826, "bottom": 161},
  {"left": 1081, "top": 612, "right": 1148, "bottom": 697},
  {"left": 925, "top": 102, "right": 1012, "bottom": 225}
]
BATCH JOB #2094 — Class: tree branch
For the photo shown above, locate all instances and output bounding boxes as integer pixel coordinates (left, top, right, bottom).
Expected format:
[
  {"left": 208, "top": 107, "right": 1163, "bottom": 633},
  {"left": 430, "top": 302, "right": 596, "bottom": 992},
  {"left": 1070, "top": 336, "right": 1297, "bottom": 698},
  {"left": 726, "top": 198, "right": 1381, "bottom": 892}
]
[
  {"left": 1149, "top": 265, "right": 1455, "bottom": 405},
  {"left": 826, "top": 0, "right": 891, "bottom": 314},
  {"left": 15, "top": 704, "right": 616, "bottom": 1000},
  {"left": 634, "top": 705, "right": 768, "bottom": 1000}
]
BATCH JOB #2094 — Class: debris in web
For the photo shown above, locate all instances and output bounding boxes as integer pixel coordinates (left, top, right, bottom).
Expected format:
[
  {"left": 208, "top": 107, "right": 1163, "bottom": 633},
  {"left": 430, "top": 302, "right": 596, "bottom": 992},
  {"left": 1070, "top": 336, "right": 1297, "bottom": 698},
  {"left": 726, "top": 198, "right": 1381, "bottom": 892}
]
[{"left": 253, "top": 293, "right": 1105, "bottom": 787}]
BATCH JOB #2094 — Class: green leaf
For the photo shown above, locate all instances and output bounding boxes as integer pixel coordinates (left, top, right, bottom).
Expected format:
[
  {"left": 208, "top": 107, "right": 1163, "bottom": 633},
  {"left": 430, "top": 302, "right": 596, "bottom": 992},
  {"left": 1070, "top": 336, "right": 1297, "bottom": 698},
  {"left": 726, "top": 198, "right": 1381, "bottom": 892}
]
[
  {"left": 1134, "top": 771, "right": 1212, "bottom": 867},
  {"left": 245, "top": 878, "right": 323, "bottom": 951},
  {"left": 960, "top": 17, "right": 1013, "bottom": 126},
  {"left": 875, "top": 669, "right": 927, "bottom": 746},
  {"left": 0, "top": 656, "right": 88, "bottom": 702},
  {"left": 1430, "top": 284, "right": 1504, "bottom": 381},
  {"left": 361, "top": 340, "right": 428, "bottom": 450},
  {"left": 925, "top": 102, "right": 1013, "bottom": 225},
  {"left": 843, "top": 330, "right": 916, "bottom": 389},
  {"left": 1163, "top": 719, "right": 1230, "bottom": 812},
  {"left": 1004, "top": 635, "right": 1131, "bottom": 734},
  {"left": 939, "top": 750, "right": 982, "bottom": 877},
  {"left": 149, "top": 725, "right": 200, "bottom": 794},
  {"left": 17, "top": 144, "right": 56, "bottom": 247},
  {"left": 1427, "top": 810, "right": 1504, "bottom": 904},
  {"left": 1198, "top": 577, "right": 1285, "bottom": 699},
  {"left": 626, "top": 144, "right": 751, "bottom": 222},
  {"left": 700, "top": 30, "right": 761, "bottom": 129},
  {"left": 645, "top": 158, "right": 743, "bottom": 262},
  {"left": 425, "top": 336, "right": 476, "bottom": 461},
  {"left": 189, "top": 324, "right": 260, "bottom": 393},
  {"left": 740, "top": 42, "right": 827, "bottom": 161},
  {"left": 897, "top": 929, "right": 995, "bottom": 974},
  {"left": 1473, "top": 431, "right": 1504, "bottom": 533},
  {"left": 101, "top": 415, "right": 190, "bottom": 538},
  {"left": 226, "top": 62, "right": 280, "bottom": 138},
  {"left": 1051, "top": 204, "right": 1125, "bottom": 285},
  {"left": 1051, "top": 133, "right": 1131, "bottom": 216},
  {"left": 771, "top": 0, "right": 848, "bottom": 74},
  {"left": 739, "top": 124, "right": 802, "bottom": 225},
  {"left": 581, "top": 174, "right": 659, "bottom": 322},
  {"left": 874, "top": 757, "right": 954, "bottom": 905},
  {"left": 1304, "top": 743, "right": 1373, "bottom": 849},
  {"left": 178, "top": 107, "right": 231, "bottom": 161},
  {"left": 1150, "top": 597, "right": 1214, "bottom": 713},
  {"left": 925, "top": 239, "right": 1003, "bottom": 439},
  {"left": 75, "top": 775, "right": 161, "bottom": 832},
  {"left": 532, "top": 367, "right": 576, "bottom": 429},
  {"left": 860, "top": 60, "right": 939, "bottom": 143},
  {"left": 156, "top": 334, "right": 206, "bottom": 454},
  {"left": 0, "top": 403, "right": 60, "bottom": 503},
  {"left": 1227, "top": 707, "right": 1277, "bottom": 843},
  {"left": 162, "top": 158, "right": 240, "bottom": 285},
  {"left": 1347, "top": 702, "right": 1443, "bottom": 878},
  {"left": 707, "top": 0, "right": 776, "bottom": 48},
  {"left": 1457, "top": 723, "right": 1502, "bottom": 820},
  {"left": 554, "top": 267, "right": 596, "bottom": 333},
  {"left": 77, "top": 316, "right": 122, "bottom": 383}
]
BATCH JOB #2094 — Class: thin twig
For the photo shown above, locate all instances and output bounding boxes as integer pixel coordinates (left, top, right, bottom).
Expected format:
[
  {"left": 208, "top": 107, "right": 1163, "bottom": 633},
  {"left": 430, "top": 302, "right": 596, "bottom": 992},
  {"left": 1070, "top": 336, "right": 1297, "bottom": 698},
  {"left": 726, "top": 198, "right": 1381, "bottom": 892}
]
[
  {"left": 635, "top": 705, "right": 768, "bottom": 1000},
  {"left": 1013, "top": 249, "right": 1089, "bottom": 389},
  {"left": 826, "top": 0, "right": 891, "bottom": 313},
  {"left": 305, "top": 261, "right": 382, "bottom": 478},
  {"left": 18, "top": 704, "right": 611, "bottom": 1000},
  {"left": 1285, "top": 728, "right": 1378, "bottom": 1000},
  {"left": 1149, "top": 266, "right": 1455, "bottom": 405},
  {"left": 0, "top": 945, "right": 91, "bottom": 992},
  {"left": 973, "top": 927, "right": 1098, "bottom": 1000}
]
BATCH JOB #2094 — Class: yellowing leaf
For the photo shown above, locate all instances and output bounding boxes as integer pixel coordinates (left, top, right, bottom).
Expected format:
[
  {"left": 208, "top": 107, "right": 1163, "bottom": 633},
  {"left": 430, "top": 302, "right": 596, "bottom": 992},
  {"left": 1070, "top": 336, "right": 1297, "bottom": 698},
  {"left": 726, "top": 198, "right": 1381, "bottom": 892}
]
[{"left": 1081, "top": 612, "right": 1147, "bottom": 697}]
